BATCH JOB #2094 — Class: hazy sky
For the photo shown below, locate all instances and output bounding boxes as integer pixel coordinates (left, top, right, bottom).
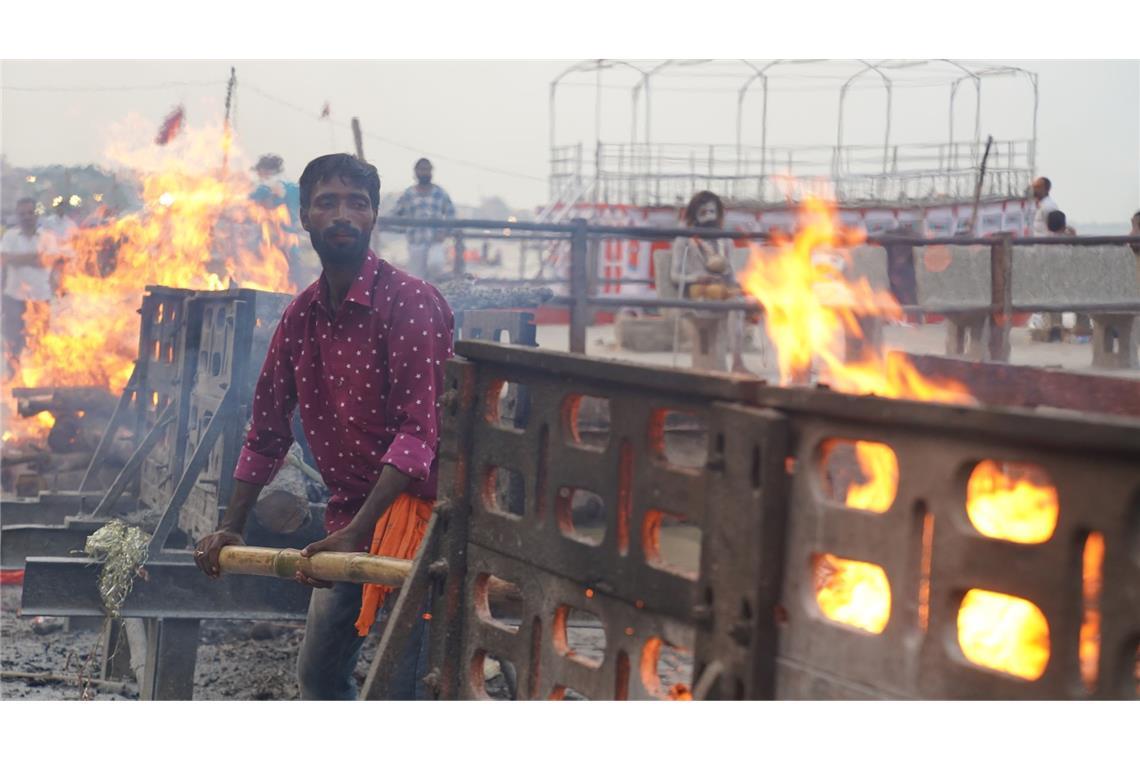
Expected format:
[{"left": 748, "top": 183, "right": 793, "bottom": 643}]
[{"left": 2, "top": 59, "right": 1137, "bottom": 224}]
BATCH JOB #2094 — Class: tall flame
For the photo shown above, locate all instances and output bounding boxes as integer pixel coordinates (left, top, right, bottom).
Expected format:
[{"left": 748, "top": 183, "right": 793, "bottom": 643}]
[
  {"left": 3, "top": 120, "right": 299, "bottom": 445},
  {"left": 748, "top": 198, "right": 1057, "bottom": 678}
]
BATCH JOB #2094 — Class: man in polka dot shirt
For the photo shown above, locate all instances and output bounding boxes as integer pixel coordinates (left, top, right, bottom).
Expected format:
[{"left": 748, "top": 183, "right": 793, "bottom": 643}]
[{"left": 194, "top": 154, "right": 454, "bottom": 699}]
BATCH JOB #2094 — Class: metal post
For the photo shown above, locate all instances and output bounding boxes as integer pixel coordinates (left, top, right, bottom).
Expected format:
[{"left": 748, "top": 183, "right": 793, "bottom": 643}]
[
  {"left": 988, "top": 234, "right": 1013, "bottom": 362},
  {"left": 569, "top": 219, "right": 589, "bottom": 354},
  {"left": 79, "top": 365, "right": 139, "bottom": 493},
  {"left": 140, "top": 618, "right": 200, "bottom": 700}
]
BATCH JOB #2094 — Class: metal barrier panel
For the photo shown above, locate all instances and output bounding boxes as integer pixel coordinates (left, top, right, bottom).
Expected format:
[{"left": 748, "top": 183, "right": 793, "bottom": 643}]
[
  {"left": 752, "top": 386, "right": 1140, "bottom": 699},
  {"left": 433, "top": 343, "right": 1140, "bottom": 699},
  {"left": 178, "top": 290, "right": 291, "bottom": 542},
  {"left": 136, "top": 286, "right": 198, "bottom": 511},
  {"left": 437, "top": 341, "right": 763, "bottom": 699}
]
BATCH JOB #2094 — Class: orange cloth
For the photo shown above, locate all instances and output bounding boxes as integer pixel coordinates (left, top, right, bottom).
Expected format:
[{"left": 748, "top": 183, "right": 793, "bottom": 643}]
[{"left": 354, "top": 493, "right": 433, "bottom": 637}]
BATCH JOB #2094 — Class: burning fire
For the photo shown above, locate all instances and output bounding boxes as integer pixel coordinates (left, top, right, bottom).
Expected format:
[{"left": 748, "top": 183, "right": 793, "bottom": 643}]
[
  {"left": 842, "top": 441, "right": 897, "bottom": 513},
  {"left": 748, "top": 199, "right": 1057, "bottom": 680},
  {"left": 3, "top": 119, "right": 298, "bottom": 445},
  {"left": 1079, "top": 532, "right": 1104, "bottom": 692},
  {"left": 740, "top": 198, "right": 971, "bottom": 403},
  {"left": 813, "top": 553, "right": 891, "bottom": 634},
  {"left": 966, "top": 460, "right": 1058, "bottom": 544},
  {"left": 956, "top": 590, "right": 1050, "bottom": 681}
]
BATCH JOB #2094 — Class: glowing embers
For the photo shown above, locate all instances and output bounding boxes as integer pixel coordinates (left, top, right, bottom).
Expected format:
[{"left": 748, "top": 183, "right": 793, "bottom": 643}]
[
  {"left": 482, "top": 465, "right": 526, "bottom": 518},
  {"left": 642, "top": 510, "right": 702, "bottom": 579},
  {"left": 819, "top": 439, "right": 898, "bottom": 513},
  {"left": 473, "top": 573, "right": 522, "bottom": 634},
  {"left": 1079, "top": 532, "right": 1105, "bottom": 692},
  {"left": 556, "top": 486, "right": 606, "bottom": 545},
  {"left": 648, "top": 409, "right": 708, "bottom": 470},
  {"left": 561, "top": 394, "right": 610, "bottom": 450},
  {"left": 483, "top": 379, "right": 530, "bottom": 431},
  {"left": 552, "top": 606, "right": 606, "bottom": 668},
  {"left": 966, "top": 460, "right": 1058, "bottom": 544},
  {"left": 812, "top": 553, "right": 891, "bottom": 634},
  {"left": 547, "top": 685, "right": 589, "bottom": 700},
  {"left": 640, "top": 637, "right": 693, "bottom": 700},
  {"left": 957, "top": 590, "right": 1050, "bottom": 681},
  {"left": 470, "top": 651, "right": 517, "bottom": 700}
]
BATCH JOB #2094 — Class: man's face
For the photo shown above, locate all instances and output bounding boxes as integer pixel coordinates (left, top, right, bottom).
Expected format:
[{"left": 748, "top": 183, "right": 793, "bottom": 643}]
[
  {"left": 415, "top": 162, "right": 433, "bottom": 185},
  {"left": 16, "top": 202, "right": 36, "bottom": 232},
  {"left": 300, "top": 176, "right": 376, "bottom": 265},
  {"left": 696, "top": 200, "right": 720, "bottom": 228},
  {"left": 1031, "top": 179, "right": 1048, "bottom": 201}
]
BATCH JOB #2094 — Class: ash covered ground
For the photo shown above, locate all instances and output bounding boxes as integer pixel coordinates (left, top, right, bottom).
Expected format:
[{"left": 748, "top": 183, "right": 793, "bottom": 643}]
[
  {"left": 1, "top": 585, "right": 379, "bottom": 700},
  {"left": 2, "top": 583, "right": 691, "bottom": 700}
]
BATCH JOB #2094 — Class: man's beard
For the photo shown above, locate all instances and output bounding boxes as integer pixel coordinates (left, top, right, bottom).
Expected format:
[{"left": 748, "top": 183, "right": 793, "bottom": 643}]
[
  {"left": 695, "top": 219, "right": 720, "bottom": 229},
  {"left": 311, "top": 225, "right": 369, "bottom": 266}
]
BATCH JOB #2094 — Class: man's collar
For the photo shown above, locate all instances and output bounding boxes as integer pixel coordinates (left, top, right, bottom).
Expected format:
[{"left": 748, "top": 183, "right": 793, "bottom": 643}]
[{"left": 314, "top": 250, "right": 380, "bottom": 316}]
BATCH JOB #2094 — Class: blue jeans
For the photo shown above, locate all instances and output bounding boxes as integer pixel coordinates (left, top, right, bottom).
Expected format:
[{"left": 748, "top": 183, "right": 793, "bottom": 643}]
[{"left": 296, "top": 581, "right": 431, "bottom": 700}]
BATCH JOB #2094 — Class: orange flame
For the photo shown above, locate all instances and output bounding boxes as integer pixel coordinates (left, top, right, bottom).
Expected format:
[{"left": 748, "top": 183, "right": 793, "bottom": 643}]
[
  {"left": 1079, "top": 532, "right": 1104, "bottom": 692},
  {"left": 966, "top": 460, "right": 1058, "bottom": 544},
  {"left": 957, "top": 590, "right": 1050, "bottom": 680},
  {"left": 3, "top": 120, "right": 298, "bottom": 446},
  {"left": 748, "top": 199, "right": 1055, "bottom": 675},
  {"left": 844, "top": 441, "right": 897, "bottom": 512},
  {"left": 813, "top": 553, "right": 891, "bottom": 634},
  {"left": 738, "top": 197, "right": 970, "bottom": 404}
]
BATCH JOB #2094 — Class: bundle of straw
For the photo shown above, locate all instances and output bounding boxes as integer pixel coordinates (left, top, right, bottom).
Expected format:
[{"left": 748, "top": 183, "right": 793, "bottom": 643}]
[{"left": 83, "top": 520, "right": 149, "bottom": 617}]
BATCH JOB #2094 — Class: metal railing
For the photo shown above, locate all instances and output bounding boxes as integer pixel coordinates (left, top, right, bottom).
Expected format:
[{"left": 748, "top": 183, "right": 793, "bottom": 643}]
[
  {"left": 379, "top": 215, "right": 1140, "bottom": 359},
  {"left": 549, "top": 139, "right": 1036, "bottom": 206}
]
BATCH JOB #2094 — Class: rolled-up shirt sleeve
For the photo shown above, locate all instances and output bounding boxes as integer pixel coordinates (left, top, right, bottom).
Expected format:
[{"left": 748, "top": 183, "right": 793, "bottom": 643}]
[
  {"left": 379, "top": 285, "right": 454, "bottom": 481},
  {"left": 234, "top": 315, "right": 298, "bottom": 485}
]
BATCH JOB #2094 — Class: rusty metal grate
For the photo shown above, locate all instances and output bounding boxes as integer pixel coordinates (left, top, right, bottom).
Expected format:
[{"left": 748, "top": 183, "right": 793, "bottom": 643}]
[{"left": 404, "top": 341, "right": 1140, "bottom": 700}]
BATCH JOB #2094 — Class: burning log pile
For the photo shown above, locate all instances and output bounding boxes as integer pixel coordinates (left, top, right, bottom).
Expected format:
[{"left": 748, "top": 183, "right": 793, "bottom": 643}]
[
  {"left": 2, "top": 387, "right": 125, "bottom": 495},
  {"left": 2, "top": 123, "right": 300, "bottom": 497}
]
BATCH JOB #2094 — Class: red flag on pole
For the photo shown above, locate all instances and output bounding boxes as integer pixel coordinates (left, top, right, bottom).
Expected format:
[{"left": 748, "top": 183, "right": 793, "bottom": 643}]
[{"left": 155, "top": 105, "right": 185, "bottom": 146}]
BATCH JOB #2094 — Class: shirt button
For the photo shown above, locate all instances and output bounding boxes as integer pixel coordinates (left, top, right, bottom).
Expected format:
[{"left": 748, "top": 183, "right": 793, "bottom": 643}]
[{"left": 336, "top": 377, "right": 345, "bottom": 387}]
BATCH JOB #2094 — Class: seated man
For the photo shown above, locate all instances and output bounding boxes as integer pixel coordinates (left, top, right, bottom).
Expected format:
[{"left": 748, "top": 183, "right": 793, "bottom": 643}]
[{"left": 670, "top": 190, "right": 747, "bottom": 373}]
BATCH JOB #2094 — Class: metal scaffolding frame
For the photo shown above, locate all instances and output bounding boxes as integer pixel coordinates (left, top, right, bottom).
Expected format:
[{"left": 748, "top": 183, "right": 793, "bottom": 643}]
[{"left": 549, "top": 59, "right": 1040, "bottom": 207}]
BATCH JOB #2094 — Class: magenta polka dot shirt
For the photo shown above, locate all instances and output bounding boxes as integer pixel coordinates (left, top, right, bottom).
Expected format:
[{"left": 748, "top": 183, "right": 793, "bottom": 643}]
[{"left": 234, "top": 251, "right": 455, "bottom": 532}]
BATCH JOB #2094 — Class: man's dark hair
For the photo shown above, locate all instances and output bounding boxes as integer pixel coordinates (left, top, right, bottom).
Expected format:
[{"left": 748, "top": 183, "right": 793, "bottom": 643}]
[
  {"left": 683, "top": 190, "right": 724, "bottom": 227},
  {"left": 1132, "top": 210, "right": 1140, "bottom": 222},
  {"left": 415, "top": 157, "right": 432, "bottom": 169},
  {"left": 1038, "top": 177, "right": 1052, "bottom": 193},
  {"left": 298, "top": 154, "right": 380, "bottom": 211},
  {"left": 1046, "top": 209, "right": 1066, "bottom": 233}
]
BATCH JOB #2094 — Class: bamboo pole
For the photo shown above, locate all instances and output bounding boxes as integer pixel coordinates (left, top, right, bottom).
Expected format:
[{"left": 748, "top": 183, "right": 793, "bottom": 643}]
[
  {"left": 218, "top": 546, "right": 411, "bottom": 586},
  {"left": 216, "top": 545, "right": 523, "bottom": 603}
]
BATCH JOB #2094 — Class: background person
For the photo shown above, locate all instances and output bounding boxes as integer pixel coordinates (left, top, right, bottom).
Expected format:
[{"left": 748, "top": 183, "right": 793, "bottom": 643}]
[{"left": 392, "top": 158, "right": 455, "bottom": 280}]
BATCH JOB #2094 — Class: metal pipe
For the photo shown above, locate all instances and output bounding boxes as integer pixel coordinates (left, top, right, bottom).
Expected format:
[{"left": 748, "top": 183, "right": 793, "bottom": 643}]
[
  {"left": 376, "top": 217, "right": 1140, "bottom": 247},
  {"left": 836, "top": 60, "right": 894, "bottom": 185}
]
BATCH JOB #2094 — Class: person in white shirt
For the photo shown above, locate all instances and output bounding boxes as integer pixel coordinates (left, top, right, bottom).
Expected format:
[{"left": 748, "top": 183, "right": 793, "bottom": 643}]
[
  {"left": 40, "top": 203, "right": 78, "bottom": 246},
  {"left": 1030, "top": 177, "right": 1059, "bottom": 236},
  {"left": 1, "top": 197, "right": 61, "bottom": 369}
]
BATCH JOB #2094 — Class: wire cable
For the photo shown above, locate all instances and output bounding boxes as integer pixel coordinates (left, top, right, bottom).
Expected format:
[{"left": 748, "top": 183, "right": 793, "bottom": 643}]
[{"left": 241, "top": 81, "right": 547, "bottom": 184}]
